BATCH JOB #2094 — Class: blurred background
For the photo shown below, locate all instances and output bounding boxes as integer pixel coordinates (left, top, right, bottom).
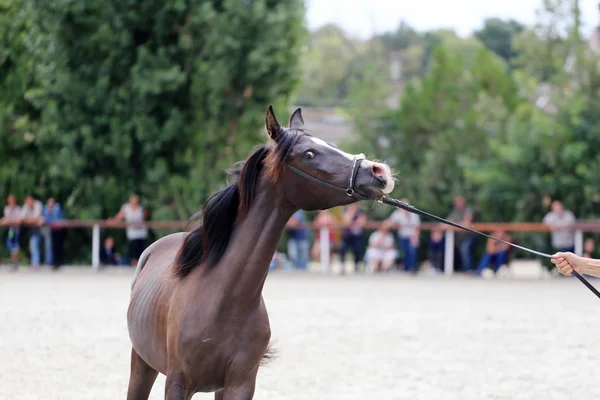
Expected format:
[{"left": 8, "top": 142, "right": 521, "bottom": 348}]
[{"left": 2, "top": 0, "right": 600, "bottom": 274}]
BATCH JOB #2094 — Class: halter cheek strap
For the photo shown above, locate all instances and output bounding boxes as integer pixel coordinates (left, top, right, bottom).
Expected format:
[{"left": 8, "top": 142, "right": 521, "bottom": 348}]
[
  {"left": 284, "top": 154, "right": 368, "bottom": 200},
  {"left": 345, "top": 155, "right": 365, "bottom": 196}
]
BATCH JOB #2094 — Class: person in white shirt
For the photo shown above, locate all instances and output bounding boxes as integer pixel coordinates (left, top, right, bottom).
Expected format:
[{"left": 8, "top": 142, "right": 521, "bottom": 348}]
[
  {"left": 542, "top": 200, "right": 576, "bottom": 253},
  {"left": 365, "top": 220, "right": 398, "bottom": 273},
  {"left": 20, "top": 195, "right": 44, "bottom": 269},
  {"left": 389, "top": 198, "right": 421, "bottom": 272},
  {"left": 111, "top": 194, "right": 149, "bottom": 266}
]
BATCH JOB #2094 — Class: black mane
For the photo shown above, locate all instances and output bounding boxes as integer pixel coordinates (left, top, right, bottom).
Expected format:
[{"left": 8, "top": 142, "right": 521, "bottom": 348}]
[
  {"left": 171, "top": 146, "right": 267, "bottom": 278},
  {"left": 173, "top": 130, "right": 303, "bottom": 278}
]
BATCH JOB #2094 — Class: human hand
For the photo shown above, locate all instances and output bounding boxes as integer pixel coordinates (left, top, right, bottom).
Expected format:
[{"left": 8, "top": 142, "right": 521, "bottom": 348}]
[{"left": 551, "top": 252, "right": 585, "bottom": 276}]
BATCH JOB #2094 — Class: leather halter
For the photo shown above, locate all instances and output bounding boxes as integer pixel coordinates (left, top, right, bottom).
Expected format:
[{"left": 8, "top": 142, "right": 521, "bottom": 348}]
[{"left": 284, "top": 154, "right": 368, "bottom": 200}]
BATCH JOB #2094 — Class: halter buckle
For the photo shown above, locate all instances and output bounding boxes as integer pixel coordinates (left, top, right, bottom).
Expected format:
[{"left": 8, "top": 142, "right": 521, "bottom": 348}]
[{"left": 346, "top": 188, "right": 354, "bottom": 196}]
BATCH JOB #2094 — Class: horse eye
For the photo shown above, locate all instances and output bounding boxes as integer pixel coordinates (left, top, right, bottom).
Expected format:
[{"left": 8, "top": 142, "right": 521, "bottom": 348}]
[{"left": 304, "top": 150, "right": 315, "bottom": 159}]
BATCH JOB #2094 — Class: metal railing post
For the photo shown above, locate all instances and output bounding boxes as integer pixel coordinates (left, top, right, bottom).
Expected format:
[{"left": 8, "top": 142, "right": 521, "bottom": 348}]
[
  {"left": 574, "top": 229, "right": 583, "bottom": 256},
  {"left": 320, "top": 227, "right": 330, "bottom": 274},
  {"left": 444, "top": 230, "right": 454, "bottom": 276},
  {"left": 92, "top": 224, "right": 100, "bottom": 270}
]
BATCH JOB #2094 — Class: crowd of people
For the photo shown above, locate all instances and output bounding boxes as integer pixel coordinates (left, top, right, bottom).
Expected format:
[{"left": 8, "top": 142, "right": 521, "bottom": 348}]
[
  {"left": 275, "top": 196, "right": 596, "bottom": 277},
  {"left": 2, "top": 192, "right": 596, "bottom": 276},
  {"left": 0, "top": 193, "right": 148, "bottom": 271}
]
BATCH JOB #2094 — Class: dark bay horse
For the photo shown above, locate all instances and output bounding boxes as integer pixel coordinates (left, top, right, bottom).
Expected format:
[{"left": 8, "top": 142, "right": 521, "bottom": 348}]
[{"left": 126, "top": 106, "right": 395, "bottom": 399}]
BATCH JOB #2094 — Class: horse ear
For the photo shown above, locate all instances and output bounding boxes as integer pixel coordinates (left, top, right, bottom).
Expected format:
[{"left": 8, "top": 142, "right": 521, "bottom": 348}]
[
  {"left": 289, "top": 108, "right": 304, "bottom": 130},
  {"left": 265, "top": 105, "right": 282, "bottom": 141}
]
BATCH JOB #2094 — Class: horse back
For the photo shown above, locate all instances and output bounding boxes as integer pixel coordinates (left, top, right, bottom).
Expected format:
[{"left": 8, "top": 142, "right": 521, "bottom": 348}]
[{"left": 131, "top": 232, "right": 188, "bottom": 291}]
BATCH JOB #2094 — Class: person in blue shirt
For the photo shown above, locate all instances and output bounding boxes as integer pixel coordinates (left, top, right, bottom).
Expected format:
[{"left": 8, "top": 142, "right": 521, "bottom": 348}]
[
  {"left": 286, "top": 210, "right": 310, "bottom": 270},
  {"left": 42, "top": 197, "right": 65, "bottom": 269}
]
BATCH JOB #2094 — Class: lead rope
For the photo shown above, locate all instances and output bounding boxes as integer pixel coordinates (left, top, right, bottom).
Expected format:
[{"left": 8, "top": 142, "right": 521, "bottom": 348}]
[{"left": 381, "top": 197, "right": 600, "bottom": 299}]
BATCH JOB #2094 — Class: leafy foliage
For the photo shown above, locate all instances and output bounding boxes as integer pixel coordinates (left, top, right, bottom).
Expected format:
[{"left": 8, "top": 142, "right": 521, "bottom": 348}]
[{"left": 0, "top": 0, "right": 306, "bottom": 262}]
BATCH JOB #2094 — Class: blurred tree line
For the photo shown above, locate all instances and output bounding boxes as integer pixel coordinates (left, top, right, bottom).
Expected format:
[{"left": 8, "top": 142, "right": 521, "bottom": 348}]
[
  {"left": 0, "top": 0, "right": 305, "bottom": 262},
  {"left": 297, "top": 0, "right": 600, "bottom": 233},
  {"left": 2, "top": 0, "right": 600, "bottom": 263}
]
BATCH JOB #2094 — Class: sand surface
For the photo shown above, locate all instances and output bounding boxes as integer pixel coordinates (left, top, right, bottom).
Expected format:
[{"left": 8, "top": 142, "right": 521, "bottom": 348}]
[{"left": 1, "top": 266, "right": 599, "bottom": 400}]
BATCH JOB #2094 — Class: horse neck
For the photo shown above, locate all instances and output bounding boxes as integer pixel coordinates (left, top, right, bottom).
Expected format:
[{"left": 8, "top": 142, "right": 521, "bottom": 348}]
[{"left": 213, "top": 175, "right": 296, "bottom": 308}]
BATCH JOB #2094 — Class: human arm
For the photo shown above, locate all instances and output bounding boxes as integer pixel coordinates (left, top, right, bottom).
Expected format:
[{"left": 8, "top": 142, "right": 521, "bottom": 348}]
[
  {"left": 110, "top": 206, "right": 126, "bottom": 221},
  {"left": 551, "top": 252, "right": 600, "bottom": 279}
]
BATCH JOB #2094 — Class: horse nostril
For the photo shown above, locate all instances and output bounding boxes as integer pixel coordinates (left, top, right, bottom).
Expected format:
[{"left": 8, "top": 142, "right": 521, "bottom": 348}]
[{"left": 372, "top": 164, "right": 384, "bottom": 177}]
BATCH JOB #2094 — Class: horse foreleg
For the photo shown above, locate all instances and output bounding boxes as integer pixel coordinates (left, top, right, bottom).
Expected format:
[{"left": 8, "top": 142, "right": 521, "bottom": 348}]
[
  {"left": 165, "top": 371, "right": 193, "bottom": 400},
  {"left": 126, "top": 347, "right": 158, "bottom": 400}
]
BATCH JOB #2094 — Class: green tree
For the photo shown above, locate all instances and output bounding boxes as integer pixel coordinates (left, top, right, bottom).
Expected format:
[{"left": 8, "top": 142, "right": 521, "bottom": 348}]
[
  {"left": 474, "top": 18, "right": 525, "bottom": 65},
  {"left": 0, "top": 0, "right": 306, "bottom": 262},
  {"left": 294, "top": 24, "right": 359, "bottom": 106}
]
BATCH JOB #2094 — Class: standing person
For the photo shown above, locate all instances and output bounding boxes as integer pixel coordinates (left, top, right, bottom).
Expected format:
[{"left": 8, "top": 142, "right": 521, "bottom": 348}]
[
  {"left": 389, "top": 199, "right": 421, "bottom": 272},
  {"left": 110, "top": 194, "right": 148, "bottom": 267},
  {"left": 311, "top": 209, "right": 336, "bottom": 263},
  {"left": 1, "top": 195, "right": 21, "bottom": 271},
  {"left": 20, "top": 195, "right": 44, "bottom": 269},
  {"left": 339, "top": 204, "right": 367, "bottom": 273},
  {"left": 542, "top": 200, "right": 576, "bottom": 253},
  {"left": 285, "top": 210, "right": 310, "bottom": 270},
  {"left": 42, "top": 197, "right": 65, "bottom": 269},
  {"left": 447, "top": 195, "right": 475, "bottom": 272}
]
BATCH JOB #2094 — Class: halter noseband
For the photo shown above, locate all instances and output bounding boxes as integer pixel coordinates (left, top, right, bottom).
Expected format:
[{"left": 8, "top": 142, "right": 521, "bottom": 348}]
[{"left": 284, "top": 154, "right": 368, "bottom": 200}]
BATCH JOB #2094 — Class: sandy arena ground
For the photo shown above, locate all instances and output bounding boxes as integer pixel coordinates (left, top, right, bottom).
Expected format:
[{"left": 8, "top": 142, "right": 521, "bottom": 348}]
[{"left": 1, "top": 265, "right": 600, "bottom": 400}]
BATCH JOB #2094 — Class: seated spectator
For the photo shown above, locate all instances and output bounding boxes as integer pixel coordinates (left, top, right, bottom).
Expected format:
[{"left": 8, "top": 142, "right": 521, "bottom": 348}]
[
  {"left": 364, "top": 220, "right": 397, "bottom": 273},
  {"left": 100, "top": 237, "right": 121, "bottom": 266},
  {"left": 427, "top": 224, "right": 446, "bottom": 272},
  {"left": 1, "top": 194, "right": 21, "bottom": 271},
  {"left": 269, "top": 251, "right": 293, "bottom": 272},
  {"left": 542, "top": 200, "right": 576, "bottom": 253},
  {"left": 475, "top": 230, "right": 512, "bottom": 276},
  {"left": 583, "top": 238, "right": 597, "bottom": 259},
  {"left": 311, "top": 209, "right": 336, "bottom": 262}
]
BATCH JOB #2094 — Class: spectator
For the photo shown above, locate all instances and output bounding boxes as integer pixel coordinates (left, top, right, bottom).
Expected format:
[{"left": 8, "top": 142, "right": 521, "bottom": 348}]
[
  {"left": 269, "top": 251, "right": 292, "bottom": 272},
  {"left": 364, "top": 219, "right": 397, "bottom": 273},
  {"left": 447, "top": 195, "right": 475, "bottom": 272},
  {"left": 339, "top": 204, "right": 367, "bottom": 273},
  {"left": 542, "top": 200, "right": 576, "bottom": 253},
  {"left": 110, "top": 194, "right": 149, "bottom": 267},
  {"left": 427, "top": 224, "right": 446, "bottom": 273},
  {"left": 311, "top": 209, "right": 336, "bottom": 262},
  {"left": 475, "top": 230, "right": 512, "bottom": 276},
  {"left": 1, "top": 195, "right": 21, "bottom": 271},
  {"left": 286, "top": 210, "right": 310, "bottom": 270},
  {"left": 42, "top": 197, "right": 65, "bottom": 269},
  {"left": 389, "top": 199, "right": 421, "bottom": 272},
  {"left": 99, "top": 236, "right": 121, "bottom": 266},
  {"left": 583, "top": 238, "right": 597, "bottom": 259},
  {"left": 20, "top": 195, "right": 44, "bottom": 269}
]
